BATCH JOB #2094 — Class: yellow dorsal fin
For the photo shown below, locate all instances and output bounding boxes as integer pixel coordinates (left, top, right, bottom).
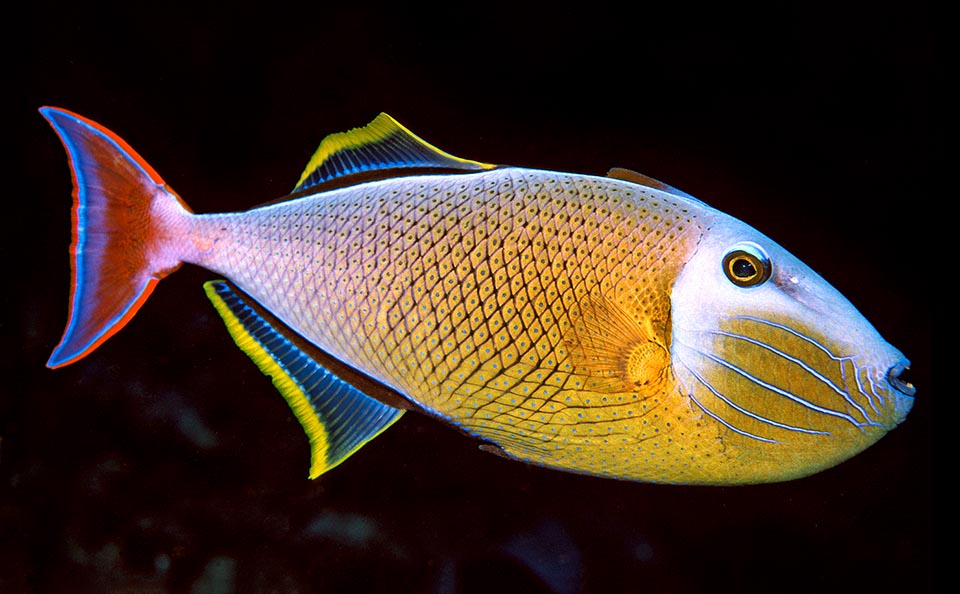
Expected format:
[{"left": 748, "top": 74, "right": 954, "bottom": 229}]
[{"left": 294, "top": 113, "right": 495, "bottom": 192}]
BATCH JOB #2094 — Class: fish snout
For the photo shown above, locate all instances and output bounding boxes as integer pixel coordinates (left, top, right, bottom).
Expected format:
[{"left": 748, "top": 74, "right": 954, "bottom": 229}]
[
  {"left": 880, "top": 358, "right": 915, "bottom": 426},
  {"left": 887, "top": 361, "right": 916, "bottom": 398}
]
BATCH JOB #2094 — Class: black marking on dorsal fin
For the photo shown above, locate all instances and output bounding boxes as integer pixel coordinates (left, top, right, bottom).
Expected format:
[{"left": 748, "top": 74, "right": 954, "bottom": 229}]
[{"left": 293, "top": 113, "right": 496, "bottom": 193}]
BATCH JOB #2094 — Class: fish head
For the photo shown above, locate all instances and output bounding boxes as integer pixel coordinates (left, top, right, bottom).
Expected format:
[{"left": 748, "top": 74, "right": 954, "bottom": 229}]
[{"left": 668, "top": 211, "right": 914, "bottom": 483}]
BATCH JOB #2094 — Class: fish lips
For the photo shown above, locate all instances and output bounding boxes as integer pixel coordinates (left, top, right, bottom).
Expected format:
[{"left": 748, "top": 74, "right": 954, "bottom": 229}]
[{"left": 885, "top": 360, "right": 915, "bottom": 424}]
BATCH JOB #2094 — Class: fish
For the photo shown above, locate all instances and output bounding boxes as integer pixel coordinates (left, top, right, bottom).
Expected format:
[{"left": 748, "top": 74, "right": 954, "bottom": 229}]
[{"left": 41, "top": 107, "right": 915, "bottom": 485}]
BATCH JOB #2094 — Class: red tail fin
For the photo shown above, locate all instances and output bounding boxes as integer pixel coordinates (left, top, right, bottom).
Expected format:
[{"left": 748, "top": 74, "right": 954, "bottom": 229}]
[{"left": 42, "top": 107, "right": 192, "bottom": 368}]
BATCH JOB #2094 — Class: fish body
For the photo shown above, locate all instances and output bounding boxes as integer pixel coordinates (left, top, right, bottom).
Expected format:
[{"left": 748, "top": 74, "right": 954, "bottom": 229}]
[{"left": 42, "top": 108, "right": 914, "bottom": 485}]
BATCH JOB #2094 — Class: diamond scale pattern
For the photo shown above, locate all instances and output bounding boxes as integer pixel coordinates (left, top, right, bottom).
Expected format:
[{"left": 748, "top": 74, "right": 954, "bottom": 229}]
[{"left": 194, "top": 168, "right": 714, "bottom": 481}]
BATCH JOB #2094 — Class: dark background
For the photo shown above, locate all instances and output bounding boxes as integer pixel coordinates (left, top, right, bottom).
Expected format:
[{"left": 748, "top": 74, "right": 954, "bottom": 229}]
[{"left": 6, "top": 2, "right": 933, "bottom": 593}]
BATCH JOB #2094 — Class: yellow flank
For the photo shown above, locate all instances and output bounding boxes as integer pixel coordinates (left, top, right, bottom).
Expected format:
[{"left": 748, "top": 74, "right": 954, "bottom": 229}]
[
  {"left": 203, "top": 282, "right": 331, "bottom": 478},
  {"left": 197, "top": 168, "right": 736, "bottom": 483}
]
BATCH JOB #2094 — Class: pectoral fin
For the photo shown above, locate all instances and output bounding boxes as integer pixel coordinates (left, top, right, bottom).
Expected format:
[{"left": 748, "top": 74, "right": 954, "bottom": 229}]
[
  {"left": 204, "top": 280, "right": 404, "bottom": 479},
  {"left": 565, "top": 295, "right": 669, "bottom": 395}
]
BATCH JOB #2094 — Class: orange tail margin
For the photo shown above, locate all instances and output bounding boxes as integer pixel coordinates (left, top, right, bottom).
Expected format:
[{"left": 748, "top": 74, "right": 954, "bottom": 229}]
[{"left": 42, "top": 107, "right": 192, "bottom": 368}]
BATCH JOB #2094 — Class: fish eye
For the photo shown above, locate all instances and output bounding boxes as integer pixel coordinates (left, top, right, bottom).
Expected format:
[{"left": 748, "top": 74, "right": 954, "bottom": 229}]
[{"left": 722, "top": 242, "right": 771, "bottom": 287}]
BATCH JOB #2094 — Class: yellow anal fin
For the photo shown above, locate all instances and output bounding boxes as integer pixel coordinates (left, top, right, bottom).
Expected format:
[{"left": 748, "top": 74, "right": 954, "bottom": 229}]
[
  {"left": 566, "top": 295, "right": 669, "bottom": 394},
  {"left": 204, "top": 280, "right": 404, "bottom": 479},
  {"left": 294, "top": 113, "right": 495, "bottom": 193}
]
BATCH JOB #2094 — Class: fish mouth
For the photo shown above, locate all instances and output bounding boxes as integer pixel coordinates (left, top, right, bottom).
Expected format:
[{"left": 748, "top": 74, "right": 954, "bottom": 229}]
[{"left": 887, "top": 361, "right": 916, "bottom": 397}]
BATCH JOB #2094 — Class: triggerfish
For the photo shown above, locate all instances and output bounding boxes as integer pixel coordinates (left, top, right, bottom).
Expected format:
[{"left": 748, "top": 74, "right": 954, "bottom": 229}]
[{"left": 41, "top": 108, "right": 915, "bottom": 485}]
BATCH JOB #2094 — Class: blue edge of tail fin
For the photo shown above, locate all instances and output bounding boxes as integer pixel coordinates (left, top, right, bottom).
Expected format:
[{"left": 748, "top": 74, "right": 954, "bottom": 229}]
[
  {"left": 204, "top": 280, "right": 404, "bottom": 479},
  {"left": 41, "top": 106, "right": 186, "bottom": 369}
]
